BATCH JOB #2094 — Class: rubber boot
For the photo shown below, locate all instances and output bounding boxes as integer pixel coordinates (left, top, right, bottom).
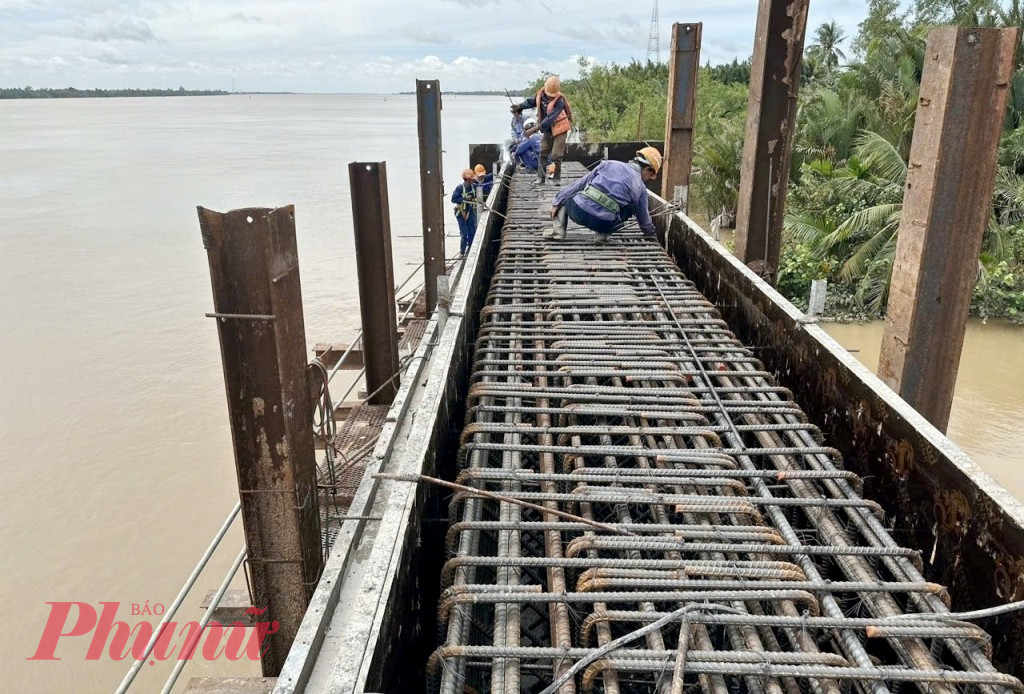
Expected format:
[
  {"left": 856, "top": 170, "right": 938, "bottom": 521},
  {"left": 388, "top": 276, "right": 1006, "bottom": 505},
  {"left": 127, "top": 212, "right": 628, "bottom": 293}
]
[
  {"left": 535, "top": 163, "right": 546, "bottom": 186},
  {"left": 551, "top": 206, "right": 568, "bottom": 240},
  {"left": 552, "top": 161, "right": 562, "bottom": 186}
]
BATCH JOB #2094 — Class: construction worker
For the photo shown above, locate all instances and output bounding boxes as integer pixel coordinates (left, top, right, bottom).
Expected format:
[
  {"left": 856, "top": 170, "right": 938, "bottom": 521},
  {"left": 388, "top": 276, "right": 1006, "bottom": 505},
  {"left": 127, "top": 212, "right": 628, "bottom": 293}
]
[
  {"left": 514, "top": 76, "right": 572, "bottom": 185},
  {"left": 548, "top": 147, "right": 662, "bottom": 243},
  {"left": 473, "top": 164, "right": 494, "bottom": 196},
  {"left": 514, "top": 117, "right": 541, "bottom": 172},
  {"left": 452, "top": 168, "right": 478, "bottom": 255},
  {"left": 505, "top": 108, "right": 527, "bottom": 153}
]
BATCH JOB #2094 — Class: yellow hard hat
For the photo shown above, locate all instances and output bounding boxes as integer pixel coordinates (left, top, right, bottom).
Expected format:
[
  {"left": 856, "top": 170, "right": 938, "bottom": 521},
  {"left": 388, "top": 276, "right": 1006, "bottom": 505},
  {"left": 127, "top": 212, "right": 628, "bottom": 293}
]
[
  {"left": 543, "top": 75, "right": 561, "bottom": 97},
  {"left": 474, "top": 164, "right": 487, "bottom": 176},
  {"left": 636, "top": 146, "right": 663, "bottom": 175},
  {"left": 462, "top": 168, "right": 475, "bottom": 180}
]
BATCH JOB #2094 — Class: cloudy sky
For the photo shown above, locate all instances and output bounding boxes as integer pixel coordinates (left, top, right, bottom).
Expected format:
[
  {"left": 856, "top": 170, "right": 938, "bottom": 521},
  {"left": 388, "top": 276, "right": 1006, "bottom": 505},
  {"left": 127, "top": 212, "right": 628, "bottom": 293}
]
[{"left": 0, "top": 0, "right": 868, "bottom": 93}]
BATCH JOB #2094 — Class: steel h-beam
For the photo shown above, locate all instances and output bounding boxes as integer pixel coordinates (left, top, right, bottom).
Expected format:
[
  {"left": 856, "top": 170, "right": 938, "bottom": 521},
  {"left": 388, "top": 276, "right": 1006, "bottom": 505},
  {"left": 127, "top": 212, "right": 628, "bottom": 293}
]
[
  {"left": 662, "top": 22, "right": 701, "bottom": 209},
  {"left": 879, "top": 27, "right": 1020, "bottom": 433},
  {"left": 349, "top": 162, "right": 401, "bottom": 405},
  {"left": 417, "top": 79, "right": 445, "bottom": 313},
  {"left": 197, "top": 205, "right": 323, "bottom": 676},
  {"left": 734, "top": 0, "right": 809, "bottom": 284}
]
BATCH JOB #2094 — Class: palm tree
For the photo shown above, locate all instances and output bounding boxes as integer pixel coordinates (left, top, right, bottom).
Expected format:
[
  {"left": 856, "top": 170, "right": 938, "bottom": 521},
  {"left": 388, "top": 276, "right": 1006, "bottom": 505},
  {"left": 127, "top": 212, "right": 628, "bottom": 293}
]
[
  {"left": 851, "top": 27, "right": 927, "bottom": 156},
  {"left": 808, "top": 21, "right": 848, "bottom": 76},
  {"left": 786, "top": 131, "right": 905, "bottom": 311},
  {"left": 995, "top": 0, "right": 1024, "bottom": 68},
  {"left": 788, "top": 128, "right": 1016, "bottom": 311},
  {"left": 994, "top": 168, "right": 1024, "bottom": 227},
  {"left": 796, "top": 89, "right": 871, "bottom": 164},
  {"left": 693, "top": 124, "right": 744, "bottom": 225}
]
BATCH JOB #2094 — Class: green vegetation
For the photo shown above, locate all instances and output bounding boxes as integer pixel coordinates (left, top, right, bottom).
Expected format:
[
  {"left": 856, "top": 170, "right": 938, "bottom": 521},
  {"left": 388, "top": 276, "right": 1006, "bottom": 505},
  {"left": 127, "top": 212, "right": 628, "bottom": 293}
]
[
  {"left": 1, "top": 86, "right": 230, "bottom": 99},
  {"left": 538, "top": 1, "right": 1024, "bottom": 323}
]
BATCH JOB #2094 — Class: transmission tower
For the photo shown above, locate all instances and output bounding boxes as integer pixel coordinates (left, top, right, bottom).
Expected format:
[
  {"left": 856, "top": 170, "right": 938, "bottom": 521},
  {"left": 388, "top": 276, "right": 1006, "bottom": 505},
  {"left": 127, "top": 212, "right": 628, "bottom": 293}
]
[{"left": 646, "top": 0, "right": 661, "bottom": 63}]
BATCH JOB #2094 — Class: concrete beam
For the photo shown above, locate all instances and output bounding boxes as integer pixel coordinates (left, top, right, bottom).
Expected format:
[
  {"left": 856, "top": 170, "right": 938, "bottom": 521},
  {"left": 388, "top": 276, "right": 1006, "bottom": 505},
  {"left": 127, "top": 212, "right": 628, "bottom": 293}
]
[
  {"left": 879, "top": 26, "right": 1020, "bottom": 432},
  {"left": 661, "top": 23, "right": 701, "bottom": 209},
  {"left": 184, "top": 677, "right": 276, "bottom": 694},
  {"left": 416, "top": 79, "right": 445, "bottom": 313},
  {"left": 199, "top": 588, "right": 256, "bottom": 626},
  {"left": 197, "top": 206, "right": 324, "bottom": 676},
  {"left": 733, "top": 0, "right": 809, "bottom": 284},
  {"left": 349, "top": 162, "right": 401, "bottom": 405},
  {"left": 312, "top": 343, "right": 364, "bottom": 369}
]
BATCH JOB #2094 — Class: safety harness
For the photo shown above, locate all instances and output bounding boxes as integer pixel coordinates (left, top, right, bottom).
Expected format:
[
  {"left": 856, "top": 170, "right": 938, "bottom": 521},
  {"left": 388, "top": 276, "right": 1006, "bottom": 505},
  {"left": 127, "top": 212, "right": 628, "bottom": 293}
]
[
  {"left": 454, "top": 183, "right": 476, "bottom": 220},
  {"left": 580, "top": 185, "right": 621, "bottom": 215}
]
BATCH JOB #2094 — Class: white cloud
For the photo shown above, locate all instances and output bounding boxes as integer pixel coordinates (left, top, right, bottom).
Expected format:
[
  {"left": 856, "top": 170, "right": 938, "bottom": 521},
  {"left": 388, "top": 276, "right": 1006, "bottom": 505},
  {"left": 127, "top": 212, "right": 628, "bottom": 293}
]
[
  {"left": 351, "top": 54, "right": 589, "bottom": 92},
  {"left": 0, "top": 0, "right": 870, "bottom": 91},
  {"left": 66, "top": 16, "right": 159, "bottom": 43},
  {"left": 404, "top": 25, "right": 453, "bottom": 46}
]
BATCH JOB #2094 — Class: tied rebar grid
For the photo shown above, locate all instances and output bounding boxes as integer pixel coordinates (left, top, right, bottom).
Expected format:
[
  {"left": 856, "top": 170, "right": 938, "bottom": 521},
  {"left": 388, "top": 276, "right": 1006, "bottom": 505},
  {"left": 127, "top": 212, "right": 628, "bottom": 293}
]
[{"left": 429, "top": 165, "right": 1020, "bottom": 694}]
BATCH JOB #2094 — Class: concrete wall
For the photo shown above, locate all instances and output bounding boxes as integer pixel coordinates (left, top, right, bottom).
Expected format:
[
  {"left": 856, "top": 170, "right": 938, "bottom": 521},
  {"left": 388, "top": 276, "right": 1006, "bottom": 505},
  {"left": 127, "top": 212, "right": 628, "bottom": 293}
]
[
  {"left": 658, "top": 205, "right": 1024, "bottom": 677},
  {"left": 362, "top": 162, "right": 510, "bottom": 692}
]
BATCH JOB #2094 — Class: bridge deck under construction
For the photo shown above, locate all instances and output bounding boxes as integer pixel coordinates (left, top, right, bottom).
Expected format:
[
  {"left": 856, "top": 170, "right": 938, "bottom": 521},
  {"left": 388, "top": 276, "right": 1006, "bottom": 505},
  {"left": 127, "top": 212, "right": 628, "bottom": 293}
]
[
  {"left": 425, "top": 164, "right": 1014, "bottom": 694},
  {"left": 271, "top": 162, "right": 1024, "bottom": 694}
]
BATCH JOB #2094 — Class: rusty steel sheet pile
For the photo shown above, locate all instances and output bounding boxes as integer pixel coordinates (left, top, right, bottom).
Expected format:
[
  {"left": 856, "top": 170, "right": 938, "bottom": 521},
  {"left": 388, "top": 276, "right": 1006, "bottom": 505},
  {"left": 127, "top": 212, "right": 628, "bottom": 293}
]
[{"left": 428, "top": 164, "right": 1020, "bottom": 694}]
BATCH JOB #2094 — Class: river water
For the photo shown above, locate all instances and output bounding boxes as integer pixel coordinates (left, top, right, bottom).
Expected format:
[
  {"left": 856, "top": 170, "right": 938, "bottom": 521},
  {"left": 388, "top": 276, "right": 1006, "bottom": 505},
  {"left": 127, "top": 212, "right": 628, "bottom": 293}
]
[
  {"left": 0, "top": 94, "right": 508, "bottom": 693},
  {"left": 823, "top": 321, "right": 1024, "bottom": 501},
  {"left": 1, "top": 95, "right": 1022, "bottom": 693}
]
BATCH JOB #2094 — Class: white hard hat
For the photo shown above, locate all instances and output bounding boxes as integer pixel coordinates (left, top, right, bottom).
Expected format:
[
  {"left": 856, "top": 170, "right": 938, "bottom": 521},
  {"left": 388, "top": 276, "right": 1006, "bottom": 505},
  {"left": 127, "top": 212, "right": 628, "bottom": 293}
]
[{"left": 524, "top": 117, "right": 537, "bottom": 129}]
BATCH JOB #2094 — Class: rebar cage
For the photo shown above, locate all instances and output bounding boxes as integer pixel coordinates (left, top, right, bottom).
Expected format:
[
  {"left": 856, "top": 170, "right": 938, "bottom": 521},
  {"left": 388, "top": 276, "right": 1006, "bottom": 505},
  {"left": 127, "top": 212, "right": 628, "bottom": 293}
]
[{"left": 428, "top": 164, "right": 1020, "bottom": 694}]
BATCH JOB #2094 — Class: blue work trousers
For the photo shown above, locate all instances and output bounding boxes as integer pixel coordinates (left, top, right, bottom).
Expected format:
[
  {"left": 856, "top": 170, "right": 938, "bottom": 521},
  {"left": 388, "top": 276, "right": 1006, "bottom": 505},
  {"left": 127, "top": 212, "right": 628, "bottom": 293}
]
[
  {"left": 566, "top": 197, "right": 623, "bottom": 234},
  {"left": 457, "top": 212, "right": 478, "bottom": 254}
]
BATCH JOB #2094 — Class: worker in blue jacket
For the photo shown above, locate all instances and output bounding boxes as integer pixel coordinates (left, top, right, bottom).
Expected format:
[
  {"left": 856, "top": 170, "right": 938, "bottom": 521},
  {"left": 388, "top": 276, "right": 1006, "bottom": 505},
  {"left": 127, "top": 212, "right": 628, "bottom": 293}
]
[
  {"left": 452, "top": 168, "right": 478, "bottom": 255},
  {"left": 505, "top": 110, "right": 526, "bottom": 153},
  {"left": 514, "top": 117, "right": 542, "bottom": 172},
  {"left": 548, "top": 147, "right": 662, "bottom": 243}
]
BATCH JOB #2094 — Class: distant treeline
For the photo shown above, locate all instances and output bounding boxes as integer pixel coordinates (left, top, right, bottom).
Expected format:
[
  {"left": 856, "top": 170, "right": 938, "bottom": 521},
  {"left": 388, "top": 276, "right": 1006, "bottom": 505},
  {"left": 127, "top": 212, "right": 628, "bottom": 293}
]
[
  {"left": 1, "top": 86, "right": 230, "bottom": 99},
  {"left": 705, "top": 58, "right": 752, "bottom": 86}
]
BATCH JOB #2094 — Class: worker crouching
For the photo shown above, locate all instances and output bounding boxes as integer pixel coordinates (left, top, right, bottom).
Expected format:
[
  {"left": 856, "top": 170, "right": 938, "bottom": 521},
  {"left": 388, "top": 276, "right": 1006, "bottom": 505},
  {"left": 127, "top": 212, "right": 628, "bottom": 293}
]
[
  {"left": 452, "top": 168, "right": 478, "bottom": 255},
  {"left": 514, "top": 117, "right": 542, "bottom": 172},
  {"left": 547, "top": 147, "right": 662, "bottom": 243}
]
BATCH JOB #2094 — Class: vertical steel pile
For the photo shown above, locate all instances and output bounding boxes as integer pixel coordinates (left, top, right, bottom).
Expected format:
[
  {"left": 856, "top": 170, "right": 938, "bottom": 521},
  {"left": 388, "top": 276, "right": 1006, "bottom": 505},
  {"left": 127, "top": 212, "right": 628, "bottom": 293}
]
[{"left": 428, "top": 165, "right": 1020, "bottom": 694}]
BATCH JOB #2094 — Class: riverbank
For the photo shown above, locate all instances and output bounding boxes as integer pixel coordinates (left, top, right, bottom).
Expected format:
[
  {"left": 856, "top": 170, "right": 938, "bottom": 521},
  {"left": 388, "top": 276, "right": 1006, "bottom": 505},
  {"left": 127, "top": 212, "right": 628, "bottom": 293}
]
[
  {"left": 781, "top": 277, "right": 1024, "bottom": 325},
  {"left": 0, "top": 87, "right": 232, "bottom": 99}
]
